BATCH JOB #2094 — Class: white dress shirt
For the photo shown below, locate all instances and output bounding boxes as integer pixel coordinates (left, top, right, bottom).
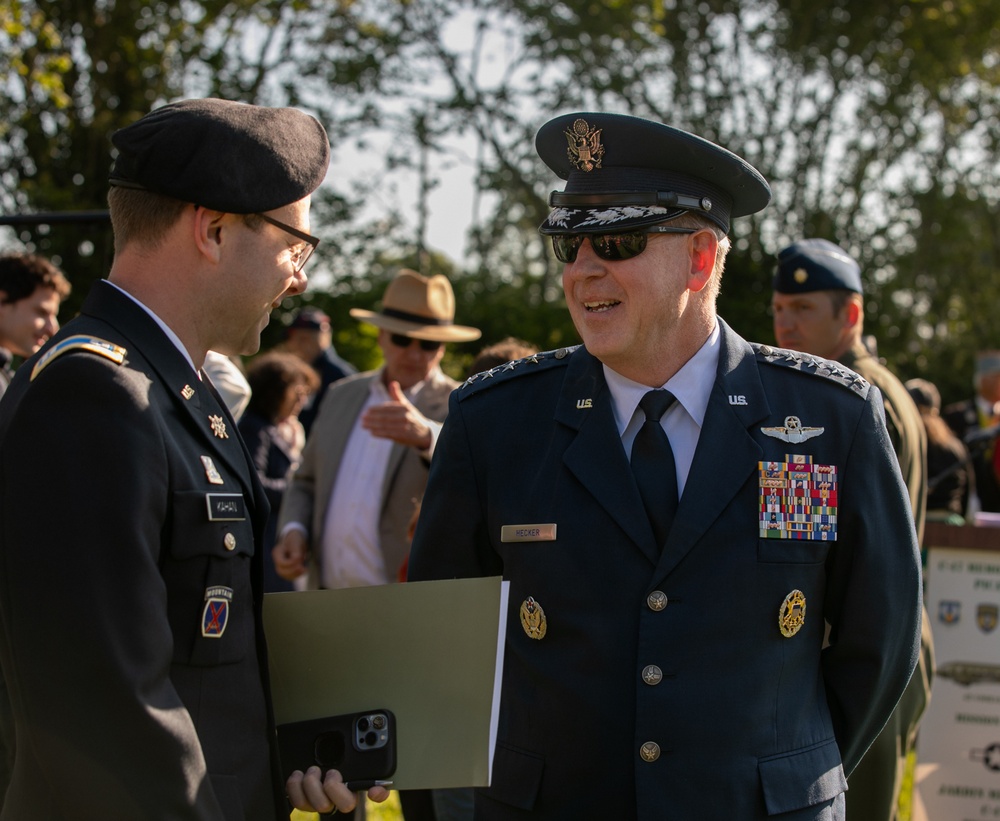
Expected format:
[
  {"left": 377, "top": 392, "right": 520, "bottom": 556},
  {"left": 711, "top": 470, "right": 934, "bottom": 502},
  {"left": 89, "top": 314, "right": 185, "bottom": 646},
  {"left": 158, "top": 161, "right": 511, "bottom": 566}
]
[{"left": 318, "top": 373, "right": 438, "bottom": 589}]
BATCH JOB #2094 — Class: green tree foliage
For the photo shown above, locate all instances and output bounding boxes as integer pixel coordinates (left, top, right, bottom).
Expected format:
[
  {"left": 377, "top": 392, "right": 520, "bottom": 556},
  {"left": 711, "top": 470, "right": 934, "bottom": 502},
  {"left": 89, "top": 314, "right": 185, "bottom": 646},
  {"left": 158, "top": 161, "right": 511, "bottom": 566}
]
[{"left": 0, "top": 0, "right": 997, "bottom": 403}]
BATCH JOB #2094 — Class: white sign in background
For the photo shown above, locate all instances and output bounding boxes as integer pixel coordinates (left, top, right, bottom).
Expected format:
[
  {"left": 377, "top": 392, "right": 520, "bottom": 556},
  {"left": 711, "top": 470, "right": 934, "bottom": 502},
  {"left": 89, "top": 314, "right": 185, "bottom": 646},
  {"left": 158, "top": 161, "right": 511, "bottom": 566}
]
[{"left": 918, "top": 547, "right": 1000, "bottom": 820}]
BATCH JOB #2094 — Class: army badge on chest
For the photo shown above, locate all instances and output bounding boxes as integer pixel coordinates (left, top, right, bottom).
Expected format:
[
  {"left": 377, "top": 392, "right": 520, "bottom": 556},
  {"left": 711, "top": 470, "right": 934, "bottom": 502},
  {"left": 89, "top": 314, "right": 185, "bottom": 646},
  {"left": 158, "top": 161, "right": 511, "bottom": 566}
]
[{"left": 202, "top": 586, "right": 233, "bottom": 638}]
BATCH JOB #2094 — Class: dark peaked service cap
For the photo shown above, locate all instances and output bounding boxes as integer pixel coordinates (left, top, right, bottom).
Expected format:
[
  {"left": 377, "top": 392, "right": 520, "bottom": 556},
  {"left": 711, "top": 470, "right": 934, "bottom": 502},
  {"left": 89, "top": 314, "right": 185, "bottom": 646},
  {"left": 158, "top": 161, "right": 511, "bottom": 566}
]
[
  {"left": 535, "top": 112, "right": 771, "bottom": 236},
  {"left": 109, "top": 98, "right": 331, "bottom": 214},
  {"left": 774, "top": 239, "right": 863, "bottom": 295}
]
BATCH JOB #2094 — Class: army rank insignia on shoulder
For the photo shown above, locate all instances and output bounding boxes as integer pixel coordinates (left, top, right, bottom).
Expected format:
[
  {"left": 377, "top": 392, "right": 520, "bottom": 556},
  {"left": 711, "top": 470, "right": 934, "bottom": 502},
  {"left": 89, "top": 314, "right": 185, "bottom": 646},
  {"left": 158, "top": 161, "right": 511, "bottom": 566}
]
[
  {"left": 30, "top": 335, "right": 127, "bottom": 381},
  {"left": 759, "top": 455, "right": 837, "bottom": 540}
]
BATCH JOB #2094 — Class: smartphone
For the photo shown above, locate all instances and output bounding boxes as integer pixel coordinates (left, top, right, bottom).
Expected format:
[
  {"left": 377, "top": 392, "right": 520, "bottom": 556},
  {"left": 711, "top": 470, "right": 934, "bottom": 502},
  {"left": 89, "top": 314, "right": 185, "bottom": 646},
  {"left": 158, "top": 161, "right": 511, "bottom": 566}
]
[{"left": 276, "top": 709, "right": 397, "bottom": 783}]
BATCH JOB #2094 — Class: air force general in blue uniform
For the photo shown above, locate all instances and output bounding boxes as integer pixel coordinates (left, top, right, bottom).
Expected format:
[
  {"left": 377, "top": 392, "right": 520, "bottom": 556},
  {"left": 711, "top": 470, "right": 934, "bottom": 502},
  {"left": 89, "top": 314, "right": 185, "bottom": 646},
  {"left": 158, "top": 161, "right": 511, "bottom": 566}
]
[{"left": 407, "top": 113, "right": 923, "bottom": 820}]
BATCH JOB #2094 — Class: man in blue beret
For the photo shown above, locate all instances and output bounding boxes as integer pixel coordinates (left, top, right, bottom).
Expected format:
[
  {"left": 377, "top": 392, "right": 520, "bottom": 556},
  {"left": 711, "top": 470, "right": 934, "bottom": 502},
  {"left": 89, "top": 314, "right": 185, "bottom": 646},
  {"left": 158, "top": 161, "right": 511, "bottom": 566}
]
[
  {"left": 408, "top": 113, "right": 923, "bottom": 819},
  {"left": 0, "top": 98, "right": 387, "bottom": 819},
  {"left": 771, "top": 238, "right": 927, "bottom": 531},
  {"left": 772, "top": 238, "right": 932, "bottom": 821}
]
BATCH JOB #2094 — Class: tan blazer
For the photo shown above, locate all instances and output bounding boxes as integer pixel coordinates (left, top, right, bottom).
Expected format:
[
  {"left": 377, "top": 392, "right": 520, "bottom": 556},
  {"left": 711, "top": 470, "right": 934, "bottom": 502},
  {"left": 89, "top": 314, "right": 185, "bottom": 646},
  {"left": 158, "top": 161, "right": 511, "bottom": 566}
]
[{"left": 277, "top": 366, "right": 458, "bottom": 585}]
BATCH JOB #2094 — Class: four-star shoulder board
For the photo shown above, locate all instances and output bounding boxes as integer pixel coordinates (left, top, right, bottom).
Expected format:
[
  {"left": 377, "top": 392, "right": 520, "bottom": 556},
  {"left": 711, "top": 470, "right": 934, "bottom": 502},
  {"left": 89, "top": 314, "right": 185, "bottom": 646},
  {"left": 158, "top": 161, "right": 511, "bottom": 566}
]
[
  {"left": 753, "top": 344, "right": 869, "bottom": 398},
  {"left": 458, "top": 345, "right": 581, "bottom": 399},
  {"left": 31, "top": 335, "right": 127, "bottom": 381}
]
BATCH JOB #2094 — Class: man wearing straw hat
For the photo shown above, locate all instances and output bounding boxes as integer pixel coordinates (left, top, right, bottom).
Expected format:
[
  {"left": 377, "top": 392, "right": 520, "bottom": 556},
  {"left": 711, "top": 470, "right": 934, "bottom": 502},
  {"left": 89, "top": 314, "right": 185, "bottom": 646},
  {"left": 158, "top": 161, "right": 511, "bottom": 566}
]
[{"left": 274, "top": 268, "right": 480, "bottom": 596}]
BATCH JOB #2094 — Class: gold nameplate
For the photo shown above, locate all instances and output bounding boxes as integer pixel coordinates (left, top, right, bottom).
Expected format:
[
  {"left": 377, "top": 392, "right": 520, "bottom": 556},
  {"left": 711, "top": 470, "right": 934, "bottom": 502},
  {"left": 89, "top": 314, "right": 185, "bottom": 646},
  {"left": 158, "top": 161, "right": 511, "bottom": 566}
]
[{"left": 501, "top": 524, "right": 557, "bottom": 543}]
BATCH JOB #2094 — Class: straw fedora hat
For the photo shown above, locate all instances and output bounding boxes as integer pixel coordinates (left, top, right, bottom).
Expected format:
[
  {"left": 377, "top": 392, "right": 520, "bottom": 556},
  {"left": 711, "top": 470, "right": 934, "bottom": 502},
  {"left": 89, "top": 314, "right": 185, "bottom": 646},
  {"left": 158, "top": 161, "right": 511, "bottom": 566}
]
[{"left": 350, "top": 269, "right": 482, "bottom": 343}]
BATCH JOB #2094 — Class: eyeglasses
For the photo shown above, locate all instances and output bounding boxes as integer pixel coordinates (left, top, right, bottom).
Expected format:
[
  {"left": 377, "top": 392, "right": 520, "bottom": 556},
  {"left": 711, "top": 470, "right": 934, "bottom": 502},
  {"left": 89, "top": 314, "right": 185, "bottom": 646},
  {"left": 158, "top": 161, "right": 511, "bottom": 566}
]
[
  {"left": 389, "top": 333, "right": 443, "bottom": 352},
  {"left": 550, "top": 226, "right": 697, "bottom": 264},
  {"left": 256, "top": 213, "right": 320, "bottom": 272}
]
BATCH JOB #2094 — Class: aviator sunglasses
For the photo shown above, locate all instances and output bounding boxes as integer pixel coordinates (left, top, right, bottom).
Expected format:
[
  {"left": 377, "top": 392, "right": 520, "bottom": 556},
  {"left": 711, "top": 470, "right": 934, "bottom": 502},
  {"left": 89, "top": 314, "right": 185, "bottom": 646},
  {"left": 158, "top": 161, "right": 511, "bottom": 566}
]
[
  {"left": 389, "top": 333, "right": 443, "bottom": 352},
  {"left": 551, "top": 226, "right": 697, "bottom": 264}
]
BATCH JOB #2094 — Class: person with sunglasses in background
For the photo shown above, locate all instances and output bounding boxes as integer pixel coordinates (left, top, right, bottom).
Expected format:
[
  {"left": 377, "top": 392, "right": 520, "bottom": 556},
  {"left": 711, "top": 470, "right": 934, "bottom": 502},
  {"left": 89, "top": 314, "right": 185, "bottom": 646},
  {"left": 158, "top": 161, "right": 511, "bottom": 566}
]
[
  {"left": 407, "top": 112, "right": 923, "bottom": 820},
  {"left": 273, "top": 268, "right": 480, "bottom": 820}
]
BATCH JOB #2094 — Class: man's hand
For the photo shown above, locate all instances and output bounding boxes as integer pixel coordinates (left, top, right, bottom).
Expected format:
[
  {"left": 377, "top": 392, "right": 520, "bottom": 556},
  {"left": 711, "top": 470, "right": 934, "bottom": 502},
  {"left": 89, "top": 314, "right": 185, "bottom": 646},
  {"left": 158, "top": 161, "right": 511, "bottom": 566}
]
[
  {"left": 272, "top": 529, "right": 309, "bottom": 581},
  {"left": 286, "top": 766, "right": 390, "bottom": 814},
  {"left": 361, "top": 380, "right": 433, "bottom": 450}
]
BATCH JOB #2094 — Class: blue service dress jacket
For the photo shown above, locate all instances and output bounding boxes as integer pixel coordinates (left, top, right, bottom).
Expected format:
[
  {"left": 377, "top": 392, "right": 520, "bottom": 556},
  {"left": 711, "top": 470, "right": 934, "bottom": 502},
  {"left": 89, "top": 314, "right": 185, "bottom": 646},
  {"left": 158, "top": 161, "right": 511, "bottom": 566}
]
[
  {"left": 0, "top": 281, "right": 284, "bottom": 820},
  {"left": 407, "top": 320, "right": 923, "bottom": 821}
]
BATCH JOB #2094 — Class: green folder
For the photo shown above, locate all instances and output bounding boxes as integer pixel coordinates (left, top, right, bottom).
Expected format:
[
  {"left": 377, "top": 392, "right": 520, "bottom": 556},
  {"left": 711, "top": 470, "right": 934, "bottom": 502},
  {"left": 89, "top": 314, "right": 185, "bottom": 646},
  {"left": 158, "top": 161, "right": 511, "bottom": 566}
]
[{"left": 263, "top": 576, "right": 508, "bottom": 790}]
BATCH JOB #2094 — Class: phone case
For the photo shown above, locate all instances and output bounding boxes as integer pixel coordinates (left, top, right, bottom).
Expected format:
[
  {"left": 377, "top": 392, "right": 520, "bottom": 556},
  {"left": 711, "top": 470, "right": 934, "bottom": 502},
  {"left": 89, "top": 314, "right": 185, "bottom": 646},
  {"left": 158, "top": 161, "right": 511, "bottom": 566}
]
[{"left": 276, "top": 709, "right": 397, "bottom": 782}]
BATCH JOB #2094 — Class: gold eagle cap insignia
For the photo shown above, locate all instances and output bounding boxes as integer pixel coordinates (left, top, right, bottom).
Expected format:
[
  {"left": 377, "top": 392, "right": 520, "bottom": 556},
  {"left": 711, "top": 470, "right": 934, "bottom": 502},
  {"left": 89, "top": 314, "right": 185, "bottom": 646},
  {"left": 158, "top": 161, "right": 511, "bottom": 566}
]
[
  {"left": 761, "top": 415, "right": 824, "bottom": 444},
  {"left": 565, "top": 118, "right": 604, "bottom": 172}
]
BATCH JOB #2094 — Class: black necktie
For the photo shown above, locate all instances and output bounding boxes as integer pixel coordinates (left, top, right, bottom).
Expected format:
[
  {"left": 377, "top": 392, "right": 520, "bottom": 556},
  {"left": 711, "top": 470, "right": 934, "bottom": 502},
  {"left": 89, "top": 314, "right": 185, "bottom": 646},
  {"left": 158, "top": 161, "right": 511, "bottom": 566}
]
[{"left": 631, "top": 389, "right": 679, "bottom": 548}]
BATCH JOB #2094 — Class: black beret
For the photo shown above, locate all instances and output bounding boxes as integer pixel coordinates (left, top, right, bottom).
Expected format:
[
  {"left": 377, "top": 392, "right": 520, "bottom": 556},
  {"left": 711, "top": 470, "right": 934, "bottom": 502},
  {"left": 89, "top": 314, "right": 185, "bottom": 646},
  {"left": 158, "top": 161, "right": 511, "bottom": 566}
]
[
  {"left": 535, "top": 112, "right": 771, "bottom": 235},
  {"left": 774, "top": 239, "right": 863, "bottom": 295},
  {"left": 109, "top": 98, "right": 330, "bottom": 214}
]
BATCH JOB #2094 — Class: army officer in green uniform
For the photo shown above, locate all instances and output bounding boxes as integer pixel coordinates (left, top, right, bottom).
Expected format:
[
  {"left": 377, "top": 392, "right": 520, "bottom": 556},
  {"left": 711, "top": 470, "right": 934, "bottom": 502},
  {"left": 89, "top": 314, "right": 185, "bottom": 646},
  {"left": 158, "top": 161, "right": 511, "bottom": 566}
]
[{"left": 772, "top": 238, "right": 933, "bottom": 821}]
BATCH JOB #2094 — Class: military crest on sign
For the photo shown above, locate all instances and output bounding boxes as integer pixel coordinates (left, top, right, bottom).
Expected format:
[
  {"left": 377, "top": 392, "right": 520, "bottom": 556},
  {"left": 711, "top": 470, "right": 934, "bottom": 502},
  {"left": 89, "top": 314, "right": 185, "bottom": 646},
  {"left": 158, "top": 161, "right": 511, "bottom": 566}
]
[
  {"left": 939, "top": 600, "right": 961, "bottom": 625},
  {"left": 978, "top": 604, "right": 998, "bottom": 633}
]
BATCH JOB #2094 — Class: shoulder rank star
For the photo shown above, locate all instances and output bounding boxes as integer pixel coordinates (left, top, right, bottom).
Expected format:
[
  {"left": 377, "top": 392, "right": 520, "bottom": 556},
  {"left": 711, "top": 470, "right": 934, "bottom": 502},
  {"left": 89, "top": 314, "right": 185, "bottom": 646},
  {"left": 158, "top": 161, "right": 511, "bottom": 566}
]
[
  {"left": 208, "top": 414, "right": 229, "bottom": 439},
  {"left": 761, "top": 415, "right": 824, "bottom": 444}
]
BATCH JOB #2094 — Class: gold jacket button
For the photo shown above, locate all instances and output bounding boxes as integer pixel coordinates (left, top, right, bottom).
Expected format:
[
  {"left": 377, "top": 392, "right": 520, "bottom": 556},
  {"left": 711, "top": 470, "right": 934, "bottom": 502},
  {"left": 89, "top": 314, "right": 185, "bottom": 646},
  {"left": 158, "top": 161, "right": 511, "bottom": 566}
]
[
  {"left": 642, "top": 665, "right": 663, "bottom": 685},
  {"left": 646, "top": 591, "right": 668, "bottom": 611},
  {"left": 223, "top": 532, "right": 236, "bottom": 551},
  {"left": 640, "top": 742, "right": 661, "bottom": 762}
]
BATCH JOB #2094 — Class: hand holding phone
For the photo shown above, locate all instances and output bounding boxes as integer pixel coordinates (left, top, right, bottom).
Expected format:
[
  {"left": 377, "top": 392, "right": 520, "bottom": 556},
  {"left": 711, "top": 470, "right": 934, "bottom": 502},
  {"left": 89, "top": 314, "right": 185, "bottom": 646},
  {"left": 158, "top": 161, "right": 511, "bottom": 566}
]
[{"left": 277, "top": 709, "right": 397, "bottom": 783}]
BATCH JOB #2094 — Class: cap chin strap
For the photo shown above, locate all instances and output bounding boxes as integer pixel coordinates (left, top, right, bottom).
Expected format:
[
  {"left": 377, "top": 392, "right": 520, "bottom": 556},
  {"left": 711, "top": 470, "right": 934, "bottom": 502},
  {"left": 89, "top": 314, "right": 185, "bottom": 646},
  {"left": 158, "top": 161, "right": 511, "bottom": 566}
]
[{"left": 549, "top": 189, "right": 713, "bottom": 214}]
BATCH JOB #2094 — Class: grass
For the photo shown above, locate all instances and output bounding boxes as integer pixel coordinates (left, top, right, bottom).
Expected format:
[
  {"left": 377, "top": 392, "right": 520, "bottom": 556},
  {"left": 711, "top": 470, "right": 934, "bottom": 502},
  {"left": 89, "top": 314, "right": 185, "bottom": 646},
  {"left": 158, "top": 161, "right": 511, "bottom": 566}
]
[{"left": 290, "top": 792, "right": 403, "bottom": 821}]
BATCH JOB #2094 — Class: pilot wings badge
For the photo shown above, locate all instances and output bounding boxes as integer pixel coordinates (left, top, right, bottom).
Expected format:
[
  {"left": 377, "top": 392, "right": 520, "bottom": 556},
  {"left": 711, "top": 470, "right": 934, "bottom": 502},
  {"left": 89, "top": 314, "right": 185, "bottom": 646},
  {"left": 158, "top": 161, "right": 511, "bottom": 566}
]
[{"left": 761, "top": 416, "right": 824, "bottom": 444}]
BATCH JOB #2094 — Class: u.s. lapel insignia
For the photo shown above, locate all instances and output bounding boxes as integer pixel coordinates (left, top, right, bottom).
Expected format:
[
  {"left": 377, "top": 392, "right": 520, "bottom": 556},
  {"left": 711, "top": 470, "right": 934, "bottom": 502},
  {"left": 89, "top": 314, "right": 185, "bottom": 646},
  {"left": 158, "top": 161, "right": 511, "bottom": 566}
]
[
  {"left": 200, "top": 455, "right": 224, "bottom": 485},
  {"left": 201, "top": 586, "right": 233, "bottom": 638},
  {"left": 761, "top": 415, "right": 824, "bottom": 443},
  {"left": 576, "top": 398, "right": 593, "bottom": 409},
  {"left": 181, "top": 384, "right": 196, "bottom": 400},
  {"left": 779, "top": 589, "right": 807, "bottom": 637},
  {"left": 565, "top": 118, "right": 604, "bottom": 172},
  {"left": 208, "top": 414, "right": 229, "bottom": 439},
  {"left": 520, "top": 596, "right": 547, "bottom": 640}
]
